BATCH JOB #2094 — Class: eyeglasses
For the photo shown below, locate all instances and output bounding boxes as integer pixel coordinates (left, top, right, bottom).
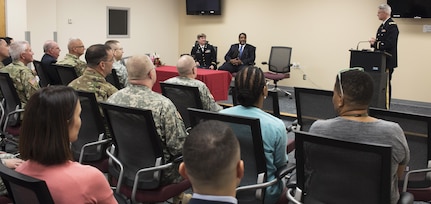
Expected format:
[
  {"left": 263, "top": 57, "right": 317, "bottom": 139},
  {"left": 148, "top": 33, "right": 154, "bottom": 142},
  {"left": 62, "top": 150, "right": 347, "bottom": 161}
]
[
  {"left": 74, "top": 46, "right": 85, "bottom": 49},
  {"left": 337, "top": 67, "right": 364, "bottom": 97}
]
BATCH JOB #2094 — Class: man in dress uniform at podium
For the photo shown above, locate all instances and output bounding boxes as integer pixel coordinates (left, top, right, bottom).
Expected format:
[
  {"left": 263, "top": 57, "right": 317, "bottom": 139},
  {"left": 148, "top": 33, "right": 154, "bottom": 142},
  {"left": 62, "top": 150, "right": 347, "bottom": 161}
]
[
  {"left": 191, "top": 33, "right": 217, "bottom": 70},
  {"left": 369, "top": 3, "right": 399, "bottom": 108}
]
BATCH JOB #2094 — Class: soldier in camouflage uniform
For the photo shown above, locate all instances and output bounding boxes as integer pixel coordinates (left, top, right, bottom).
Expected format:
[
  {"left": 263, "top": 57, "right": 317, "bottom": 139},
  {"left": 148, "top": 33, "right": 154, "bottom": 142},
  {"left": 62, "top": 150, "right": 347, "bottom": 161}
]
[
  {"left": 1, "top": 41, "right": 40, "bottom": 107},
  {"left": 57, "top": 38, "right": 87, "bottom": 76},
  {"left": 68, "top": 44, "right": 118, "bottom": 102},
  {"left": 105, "top": 40, "right": 128, "bottom": 88},
  {"left": 107, "top": 55, "right": 187, "bottom": 185},
  {"left": 165, "top": 55, "right": 222, "bottom": 112},
  {"left": 0, "top": 38, "right": 10, "bottom": 69}
]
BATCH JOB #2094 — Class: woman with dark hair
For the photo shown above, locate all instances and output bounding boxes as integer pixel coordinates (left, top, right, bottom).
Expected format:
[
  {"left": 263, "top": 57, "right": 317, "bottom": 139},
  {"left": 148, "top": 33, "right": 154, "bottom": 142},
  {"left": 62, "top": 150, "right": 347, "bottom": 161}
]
[
  {"left": 220, "top": 66, "right": 288, "bottom": 204},
  {"left": 16, "top": 86, "right": 117, "bottom": 203}
]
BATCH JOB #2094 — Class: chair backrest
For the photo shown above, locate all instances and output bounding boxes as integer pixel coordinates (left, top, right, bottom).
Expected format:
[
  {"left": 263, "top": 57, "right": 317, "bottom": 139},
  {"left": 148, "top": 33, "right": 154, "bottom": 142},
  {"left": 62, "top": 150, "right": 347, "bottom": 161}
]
[
  {"left": 188, "top": 108, "right": 267, "bottom": 203},
  {"left": 369, "top": 107, "right": 431, "bottom": 186},
  {"left": 267, "top": 46, "right": 292, "bottom": 74},
  {"left": 100, "top": 102, "right": 164, "bottom": 189},
  {"left": 33, "top": 60, "right": 49, "bottom": 87},
  {"left": 294, "top": 87, "right": 336, "bottom": 131},
  {"left": 52, "top": 64, "right": 78, "bottom": 85},
  {"left": 0, "top": 164, "right": 54, "bottom": 204},
  {"left": 295, "top": 131, "right": 392, "bottom": 204},
  {"left": 71, "top": 91, "right": 107, "bottom": 162},
  {"left": 106, "top": 69, "right": 123, "bottom": 90},
  {"left": 232, "top": 89, "right": 280, "bottom": 118},
  {"left": 0, "top": 72, "right": 22, "bottom": 127},
  {"left": 160, "top": 82, "right": 203, "bottom": 128}
]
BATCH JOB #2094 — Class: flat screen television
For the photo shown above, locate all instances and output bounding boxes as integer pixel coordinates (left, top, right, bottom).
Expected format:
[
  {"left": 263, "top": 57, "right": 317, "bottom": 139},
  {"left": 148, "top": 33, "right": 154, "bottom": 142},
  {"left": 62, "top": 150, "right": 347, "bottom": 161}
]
[
  {"left": 388, "top": 0, "right": 431, "bottom": 18},
  {"left": 186, "top": 0, "right": 221, "bottom": 15}
]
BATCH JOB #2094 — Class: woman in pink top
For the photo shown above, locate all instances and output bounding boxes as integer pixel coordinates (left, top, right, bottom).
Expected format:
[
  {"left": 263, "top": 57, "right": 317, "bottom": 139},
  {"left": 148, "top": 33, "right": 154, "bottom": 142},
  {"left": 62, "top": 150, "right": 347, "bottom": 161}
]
[{"left": 16, "top": 86, "right": 117, "bottom": 204}]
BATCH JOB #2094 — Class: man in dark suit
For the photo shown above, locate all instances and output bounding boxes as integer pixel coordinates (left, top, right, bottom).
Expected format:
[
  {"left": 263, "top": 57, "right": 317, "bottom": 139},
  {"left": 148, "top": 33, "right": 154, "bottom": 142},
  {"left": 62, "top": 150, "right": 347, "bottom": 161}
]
[
  {"left": 218, "top": 33, "right": 255, "bottom": 73},
  {"left": 41, "top": 40, "right": 62, "bottom": 85},
  {"left": 179, "top": 120, "right": 244, "bottom": 204},
  {"left": 191, "top": 33, "right": 217, "bottom": 69},
  {"left": 369, "top": 3, "right": 399, "bottom": 108}
]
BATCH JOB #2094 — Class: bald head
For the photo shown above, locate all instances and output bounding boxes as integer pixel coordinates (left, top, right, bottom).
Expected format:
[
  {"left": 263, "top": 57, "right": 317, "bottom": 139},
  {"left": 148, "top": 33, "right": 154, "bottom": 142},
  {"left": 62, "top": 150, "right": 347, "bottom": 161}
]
[
  {"left": 176, "top": 55, "right": 196, "bottom": 77},
  {"left": 126, "top": 55, "right": 155, "bottom": 80}
]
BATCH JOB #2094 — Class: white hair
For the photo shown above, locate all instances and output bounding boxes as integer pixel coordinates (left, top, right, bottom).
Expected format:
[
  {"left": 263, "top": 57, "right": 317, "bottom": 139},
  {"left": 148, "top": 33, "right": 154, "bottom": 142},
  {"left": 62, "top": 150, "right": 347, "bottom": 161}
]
[{"left": 379, "top": 4, "right": 392, "bottom": 15}]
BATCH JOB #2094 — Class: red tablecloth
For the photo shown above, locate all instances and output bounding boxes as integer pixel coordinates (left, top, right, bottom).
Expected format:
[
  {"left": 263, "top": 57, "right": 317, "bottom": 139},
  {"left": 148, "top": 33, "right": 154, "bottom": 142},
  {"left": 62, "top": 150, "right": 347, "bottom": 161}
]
[{"left": 153, "top": 66, "right": 232, "bottom": 101}]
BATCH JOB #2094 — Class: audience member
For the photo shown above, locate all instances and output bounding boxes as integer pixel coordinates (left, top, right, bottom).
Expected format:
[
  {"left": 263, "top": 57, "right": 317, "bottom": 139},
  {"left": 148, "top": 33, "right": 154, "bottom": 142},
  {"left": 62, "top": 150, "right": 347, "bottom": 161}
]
[
  {"left": 41, "top": 40, "right": 62, "bottom": 85},
  {"left": 165, "top": 55, "right": 222, "bottom": 112},
  {"left": 107, "top": 55, "right": 187, "bottom": 186},
  {"left": 190, "top": 33, "right": 217, "bottom": 69},
  {"left": 1, "top": 41, "right": 40, "bottom": 107},
  {"left": 57, "top": 37, "right": 87, "bottom": 76},
  {"left": 0, "top": 152, "right": 24, "bottom": 196},
  {"left": 0, "top": 38, "right": 9, "bottom": 69},
  {"left": 105, "top": 40, "right": 128, "bottom": 88},
  {"left": 180, "top": 120, "right": 243, "bottom": 204},
  {"left": 220, "top": 66, "right": 287, "bottom": 204},
  {"left": 218, "top": 33, "right": 255, "bottom": 73},
  {"left": 309, "top": 68, "right": 409, "bottom": 204},
  {"left": 68, "top": 44, "right": 118, "bottom": 102},
  {"left": 0, "top": 37, "right": 13, "bottom": 67},
  {"left": 15, "top": 86, "right": 117, "bottom": 203}
]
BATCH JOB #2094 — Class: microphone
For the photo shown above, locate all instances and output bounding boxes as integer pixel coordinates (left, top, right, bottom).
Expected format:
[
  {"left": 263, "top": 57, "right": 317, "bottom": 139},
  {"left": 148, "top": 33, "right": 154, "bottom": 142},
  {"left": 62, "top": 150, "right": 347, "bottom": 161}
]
[{"left": 356, "top": 41, "right": 370, "bottom": 50}]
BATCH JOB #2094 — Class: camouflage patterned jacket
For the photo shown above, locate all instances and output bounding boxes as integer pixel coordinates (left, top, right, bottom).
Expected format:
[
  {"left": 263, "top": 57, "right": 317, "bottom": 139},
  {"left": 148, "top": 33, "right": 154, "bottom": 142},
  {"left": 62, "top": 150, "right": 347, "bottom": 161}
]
[
  {"left": 1, "top": 61, "right": 40, "bottom": 107},
  {"left": 112, "top": 60, "right": 128, "bottom": 88},
  {"left": 164, "top": 76, "right": 222, "bottom": 112},
  {"left": 57, "top": 53, "right": 87, "bottom": 76},
  {"left": 68, "top": 68, "right": 118, "bottom": 102},
  {"left": 107, "top": 84, "right": 187, "bottom": 185}
]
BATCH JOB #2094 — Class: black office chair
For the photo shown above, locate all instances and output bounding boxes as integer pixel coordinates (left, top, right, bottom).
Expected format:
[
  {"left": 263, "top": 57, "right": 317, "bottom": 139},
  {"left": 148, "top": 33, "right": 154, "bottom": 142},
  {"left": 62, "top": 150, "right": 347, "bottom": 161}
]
[
  {"left": 287, "top": 131, "right": 413, "bottom": 204},
  {"left": 106, "top": 69, "right": 123, "bottom": 90},
  {"left": 294, "top": 87, "right": 336, "bottom": 131},
  {"left": 100, "top": 102, "right": 191, "bottom": 204},
  {"left": 0, "top": 73, "right": 23, "bottom": 152},
  {"left": 52, "top": 64, "right": 78, "bottom": 85},
  {"left": 262, "top": 46, "right": 292, "bottom": 97},
  {"left": 0, "top": 164, "right": 54, "bottom": 204},
  {"left": 369, "top": 107, "right": 431, "bottom": 201},
  {"left": 71, "top": 91, "right": 111, "bottom": 172},
  {"left": 33, "top": 60, "right": 50, "bottom": 87},
  {"left": 232, "top": 89, "right": 280, "bottom": 118},
  {"left": 160, "top": 82, "right": 202, "bottom": 128},
  {"left": 188, "top": 108, "right": 294, "bottom": 204}
]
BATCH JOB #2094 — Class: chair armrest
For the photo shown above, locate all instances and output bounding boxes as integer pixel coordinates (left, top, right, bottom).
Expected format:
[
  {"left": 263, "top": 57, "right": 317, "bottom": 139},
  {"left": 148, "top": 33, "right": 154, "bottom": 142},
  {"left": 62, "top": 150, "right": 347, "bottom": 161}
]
[
  {"left": 276, "top": 163, "right": 296, "bottom": 180},
  {"left": 78, "top": 137, "right": 111, "bottom": 163},
  {"left": 398, "top": 192, "right": 414, "bottom": 204},
  {"left": 236, "top": 163, "right": 295, "bottom": 192},
  {"left": 3, "top": 108, "right": 24, "bottom": 133},
  {"left": 286, "top": 188, "right": 302, "bottom": 204},
  {"left": 402, "top": 168, "right": 431, "bottom": 192},
  {"left": 106, "top": 145, "right": 124, "bottom": 194}
]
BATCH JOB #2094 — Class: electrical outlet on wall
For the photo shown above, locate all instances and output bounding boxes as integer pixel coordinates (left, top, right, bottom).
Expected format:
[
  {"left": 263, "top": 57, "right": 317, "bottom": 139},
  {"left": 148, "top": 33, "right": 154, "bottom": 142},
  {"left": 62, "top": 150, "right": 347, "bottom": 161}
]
[
  {"left": 292, "top": 62, "right": 300, "bottom": 69},
  {"left": 303, "top": 74, "right": 307, "bottom": 80}
]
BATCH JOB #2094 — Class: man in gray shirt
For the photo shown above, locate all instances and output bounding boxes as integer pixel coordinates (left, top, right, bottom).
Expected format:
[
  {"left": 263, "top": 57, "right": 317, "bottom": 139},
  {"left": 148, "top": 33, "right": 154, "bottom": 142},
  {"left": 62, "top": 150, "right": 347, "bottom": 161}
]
[{"left": 309, "top": 68, "right": 409, "bottom": 204}]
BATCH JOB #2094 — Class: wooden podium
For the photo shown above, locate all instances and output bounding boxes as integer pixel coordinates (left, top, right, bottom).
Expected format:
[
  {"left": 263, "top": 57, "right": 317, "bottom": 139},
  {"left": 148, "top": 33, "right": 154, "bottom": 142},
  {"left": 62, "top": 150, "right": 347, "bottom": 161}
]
[{"left": 349, "top": 50, "right": 390, "bottom": 109}]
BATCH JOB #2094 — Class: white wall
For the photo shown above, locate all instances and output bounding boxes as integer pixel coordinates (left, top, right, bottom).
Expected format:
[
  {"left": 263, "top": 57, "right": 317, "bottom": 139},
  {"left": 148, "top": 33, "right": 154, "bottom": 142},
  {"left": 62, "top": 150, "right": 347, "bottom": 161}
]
[
  {"left": 6, "top": 0, "right": 180, "bottom": 65},
  {"left": 178, "top": 0, "right": 431, "bottom": 103},
  {"left": 5, "top": 0, "right": 431, "bottom": 102}
]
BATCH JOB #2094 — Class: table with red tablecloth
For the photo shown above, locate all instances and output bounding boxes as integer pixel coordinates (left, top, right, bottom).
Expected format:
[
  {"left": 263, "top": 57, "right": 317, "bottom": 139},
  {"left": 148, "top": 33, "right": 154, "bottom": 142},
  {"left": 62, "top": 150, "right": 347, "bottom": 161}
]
[{"left": 152, "top": 66, "right": 232, "bottom": 101}]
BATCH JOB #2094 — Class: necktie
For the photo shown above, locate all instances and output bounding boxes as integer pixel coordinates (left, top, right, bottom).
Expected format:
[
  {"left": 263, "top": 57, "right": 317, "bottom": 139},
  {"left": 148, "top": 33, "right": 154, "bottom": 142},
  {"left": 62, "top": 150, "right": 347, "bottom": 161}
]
[{"left": 239, "top": 45, "right": 244, "bottom": 57}]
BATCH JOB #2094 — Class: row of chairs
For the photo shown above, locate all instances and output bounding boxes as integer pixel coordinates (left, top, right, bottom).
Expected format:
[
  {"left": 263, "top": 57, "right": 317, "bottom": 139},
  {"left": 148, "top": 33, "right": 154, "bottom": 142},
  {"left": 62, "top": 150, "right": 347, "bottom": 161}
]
[
  {"left": 33, "top": 60, "right": 123, "bottom": 89},
  {"left": 292, "top": 86, "right": 431, "bottom": 202}
]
